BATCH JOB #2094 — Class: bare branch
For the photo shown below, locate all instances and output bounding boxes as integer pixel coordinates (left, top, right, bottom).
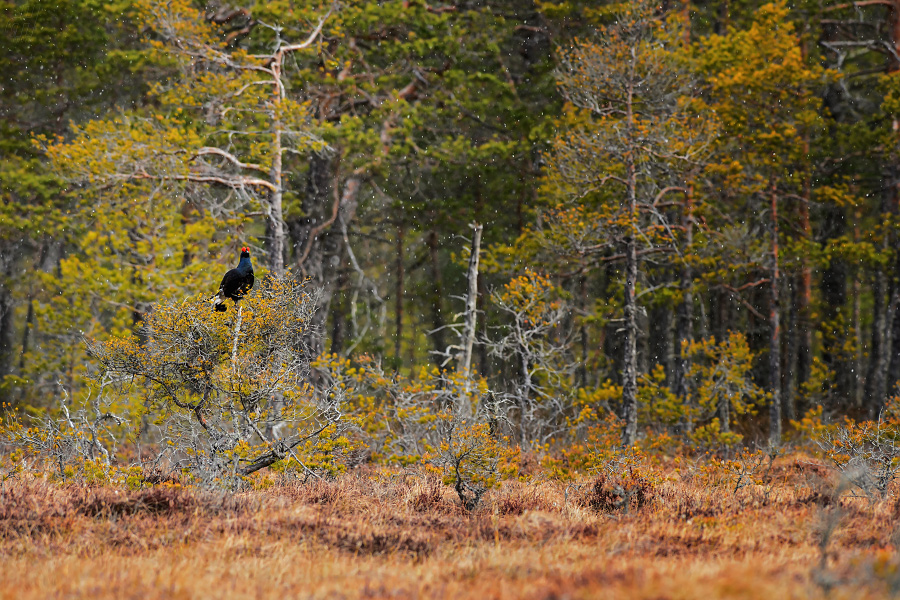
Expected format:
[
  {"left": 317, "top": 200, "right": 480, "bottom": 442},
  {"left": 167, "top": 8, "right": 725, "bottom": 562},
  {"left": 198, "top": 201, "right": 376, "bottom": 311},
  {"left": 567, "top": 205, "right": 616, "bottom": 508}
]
[{"left": 193, "top": 147, "right": 269, "bottom": 174}]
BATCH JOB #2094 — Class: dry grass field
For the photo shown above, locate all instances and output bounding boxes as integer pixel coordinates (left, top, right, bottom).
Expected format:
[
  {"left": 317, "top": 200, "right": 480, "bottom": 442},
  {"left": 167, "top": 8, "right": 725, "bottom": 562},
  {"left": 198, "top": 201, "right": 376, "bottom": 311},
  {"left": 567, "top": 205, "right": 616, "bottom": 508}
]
[{"left": 1, "top": 455, "right": 898, "bottom": 599}]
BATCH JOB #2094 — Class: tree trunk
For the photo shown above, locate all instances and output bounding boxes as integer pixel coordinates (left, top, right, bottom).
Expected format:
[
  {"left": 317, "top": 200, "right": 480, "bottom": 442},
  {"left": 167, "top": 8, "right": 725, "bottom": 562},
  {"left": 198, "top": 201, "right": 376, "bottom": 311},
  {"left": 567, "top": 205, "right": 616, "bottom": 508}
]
[
  {"left": 717, "top": 394, "right": 731, "bottom": 433},
  {"left": 461, "top": 224, "right": 482, "bottom": 382},
  {"left": 621, "top": 69, "right": 639, "bottom": 448},
  {"left": 427, "top": 230, "right": 446, "bottom": 367},
  {"left": 330, "top": 246, "right": 348, "bottom": 355},
  {"left": 715, "top": 0, "right": 729, "bottom": 35},
  {"left": 394, "top": 221, "right": 405, "bottom": 364},
  {"left": 0, "top": 284, "right": 15, "bottom": 390},
  {"left": 455, "top": 223, "right": 481, "bottom": 418},
  {"left": 293, "top": 153, "right": 332, "bottom": 271},
  {"left": 648, "top": 304, "right": 670, "bottom": 375},
  {"left": 867, "top": 273, "right": 898, "bottom": 419},
  {"left": 712, "top": 287, "right": 729, "bottom": 344},
  {"left": 784, "top": 280, "right": 798, "bottom": 422},
  {"left": 889, "top": 262, "right": 900, "bottom": 398},
  {"left": 820, "top": 204, "right": 850, "bottom": 405},
  {"left": 866, "top": 269, "right": 888, "bottom": 416},
  {"left": 784, "top": 165, "right": 813, "bottom": 419},
  {"left": 674, "top": 186, "right": 694, "bottom": 430},
  {"left": 853, "top": 257, "right": 863, "bottom": 408},
  {"left": 883, "top": 281, "right": 899, "bottom": 402},
  {"left": 796, "top": 182, "right": 813, "bottom": 410},
  {"left": 890, "top": 0, "right": 900, "bottom": 73},
  {"left": 865, "top": 162, "right": 898, "bottom": 416},
  {"left": 288, "top": 156, "right": 360, "bottom": 358},
  {"left": 518, "top": 348, "right": 531, "bottom": 448},
  {"left": 578, "top": 272, "right": 589, "bottom": 389},
  {"left": 269, "top": 128, "right": 285, "bottom": 276},
  {"left": 681, "top": 0, "right": 691, "bottom": 46},
  {"left": 769, "top": 186, "right": 782, "bottom": 443},
  {"left": 622, "top": 233, "right": 639, "bottom": 447},
  {"left": 888, "top": 164, "right": 900, "bottom": 401},
  {"left": 19, "top": 299, "right": 33, "bottom": 373},
  {"left": 477, "top": 267, "right": 490, "bottom": 378}
]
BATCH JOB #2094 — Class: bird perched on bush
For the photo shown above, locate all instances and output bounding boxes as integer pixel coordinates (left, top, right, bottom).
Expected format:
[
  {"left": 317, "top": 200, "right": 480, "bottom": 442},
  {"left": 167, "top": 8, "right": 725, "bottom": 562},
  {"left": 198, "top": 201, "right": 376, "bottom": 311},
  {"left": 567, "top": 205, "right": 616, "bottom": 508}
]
[{"left": 210, "top": 247, "right": 255, "bottom": 312}]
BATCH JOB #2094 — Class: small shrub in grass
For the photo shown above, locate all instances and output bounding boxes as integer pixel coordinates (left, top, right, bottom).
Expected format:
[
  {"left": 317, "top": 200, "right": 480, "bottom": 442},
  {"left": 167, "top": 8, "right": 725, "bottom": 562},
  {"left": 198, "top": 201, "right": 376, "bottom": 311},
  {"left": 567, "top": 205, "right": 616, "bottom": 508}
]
[
  {"left": 572, "top": 446, "right": 658, "bottom": 513},
  {"left": 0, "top": 445, "right": 25, "bottom": 488},
  {"left": 313, "top": 352, "right": 519, "bottom": 510},
  {"left": 716, "top": 445, "right": 781, "bottom": 505},
  {"left": 495, "top": 491, "right": 530, "bottom": 516},
  {"left": 492, "top": 480, "right": 556, "bottom": 515},
  {"left": 541, "top": 411, "right": 623, "bottom": 480},
  {"left": 426, "top": 418, "right": 520, "bottom": 511},
  {"left": 638, "top": 430, "right": 684, "bottom": 458},
  {"left": 270, "top": 423, "right": 358, "bottom": 480},
  {"left": 580, "top": 471, "right": 654, "bottom": 513},
  {"left": 790, "top": 404, "right": 830, "bottom": 449},
  {"left": 814, "top": 417, "right": 900, "bottom": 500},
  {"left": 686, "top": 418, "right": 743, "bottom": 456},
  {"left": 680, "top": 333, "right": 765, "bottom": 437}
]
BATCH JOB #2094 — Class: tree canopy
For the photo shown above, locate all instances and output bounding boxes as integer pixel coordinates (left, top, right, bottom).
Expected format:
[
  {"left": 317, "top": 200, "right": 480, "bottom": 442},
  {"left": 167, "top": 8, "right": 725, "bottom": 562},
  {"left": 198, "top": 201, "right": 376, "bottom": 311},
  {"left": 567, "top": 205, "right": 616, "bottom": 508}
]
[{"left": 4, "top": 0, "right": 900, "bottom": 453}]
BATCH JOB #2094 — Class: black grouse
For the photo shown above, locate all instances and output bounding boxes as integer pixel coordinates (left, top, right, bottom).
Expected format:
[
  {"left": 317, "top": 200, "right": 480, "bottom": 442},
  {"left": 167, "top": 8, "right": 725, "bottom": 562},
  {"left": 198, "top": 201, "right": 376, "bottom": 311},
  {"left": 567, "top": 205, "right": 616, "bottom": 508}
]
[{"left": 210, "top": 246, "right": 254, "bottom": 312}]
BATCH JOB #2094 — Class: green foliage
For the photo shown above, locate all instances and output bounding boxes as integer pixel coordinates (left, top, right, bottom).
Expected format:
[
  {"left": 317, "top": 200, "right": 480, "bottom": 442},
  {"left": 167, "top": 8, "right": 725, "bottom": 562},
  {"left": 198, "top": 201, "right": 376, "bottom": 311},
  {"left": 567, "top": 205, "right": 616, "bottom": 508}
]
[
  {"left": 687, "top": 418, "right": 743, "bottom": 454},
  {"left": 683, "top": 333, "right": 766, "bottom": 426},
  {"left": 638, "top": 364, "right": 683, "bottom": 429},
  {"left": 6, "top": 0, "right": 900, "bottom": 486}
]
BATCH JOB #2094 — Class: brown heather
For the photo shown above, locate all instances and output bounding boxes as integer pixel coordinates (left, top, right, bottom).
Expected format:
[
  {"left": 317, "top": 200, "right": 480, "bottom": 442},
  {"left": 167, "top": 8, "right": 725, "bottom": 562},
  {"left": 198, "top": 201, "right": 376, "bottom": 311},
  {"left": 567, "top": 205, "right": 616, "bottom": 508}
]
[{"left": 2, "top": 455, "right": 900, "bottom": 599}]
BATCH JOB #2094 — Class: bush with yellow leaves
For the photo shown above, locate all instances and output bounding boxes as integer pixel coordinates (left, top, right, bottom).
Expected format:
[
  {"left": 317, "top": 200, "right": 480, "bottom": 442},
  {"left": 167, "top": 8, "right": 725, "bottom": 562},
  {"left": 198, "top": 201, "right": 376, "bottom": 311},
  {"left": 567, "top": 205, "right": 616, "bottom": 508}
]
[
  {"left": 813, "top": 416, "right": 900, "bottom": 499},
  {"left": 0, "top": 384, "right": 130, "bottom": 484},
  {"left": 425, "top": 417, "right": 520, "bottom": 511},
  {"left": 3, "top": 274, "right": 349, "bottom": 488},
  {"left": 680, "top": 332, "right": 766, "bottom": 450},
  {"left": 485, "top": 270, "right": 573, "bottom": 448},
  {"left": 312, "top": 353, "right": 519, "bottom": 509}
]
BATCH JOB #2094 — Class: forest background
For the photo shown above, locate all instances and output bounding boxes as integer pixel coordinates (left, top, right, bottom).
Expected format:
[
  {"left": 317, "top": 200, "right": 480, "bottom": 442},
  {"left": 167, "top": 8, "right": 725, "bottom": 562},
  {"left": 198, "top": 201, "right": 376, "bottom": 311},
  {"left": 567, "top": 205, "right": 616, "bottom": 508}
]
[{"left": 3, "top": 0, "right": 900, "bottom": 461}]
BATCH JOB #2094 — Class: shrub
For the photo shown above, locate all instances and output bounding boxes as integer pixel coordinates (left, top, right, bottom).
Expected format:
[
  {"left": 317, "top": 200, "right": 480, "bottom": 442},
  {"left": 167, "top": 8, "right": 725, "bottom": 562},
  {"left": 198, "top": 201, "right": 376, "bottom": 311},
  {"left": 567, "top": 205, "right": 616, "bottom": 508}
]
[
  {"left": 579, "top": 470, "right": 655, "bottom": 513},
  {"left": 313, "top": 353, "right": 520, "bottom": 509},
  {"left": 814, "top": 418, "right": 900, "bottom": 499},
  {"left": 427, "top": 419, "right": 520, "bottom": 511},
  {"left": 2, "top": 274, "right": 346, "bottom": 489}
]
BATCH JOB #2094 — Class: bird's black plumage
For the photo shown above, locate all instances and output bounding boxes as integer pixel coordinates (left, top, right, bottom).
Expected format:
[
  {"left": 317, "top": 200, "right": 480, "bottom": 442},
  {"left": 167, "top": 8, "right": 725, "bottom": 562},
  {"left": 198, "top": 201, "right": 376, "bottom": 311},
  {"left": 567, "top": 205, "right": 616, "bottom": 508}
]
[{"left": 211, "top": 247, "right": 254, "bottom": 312}]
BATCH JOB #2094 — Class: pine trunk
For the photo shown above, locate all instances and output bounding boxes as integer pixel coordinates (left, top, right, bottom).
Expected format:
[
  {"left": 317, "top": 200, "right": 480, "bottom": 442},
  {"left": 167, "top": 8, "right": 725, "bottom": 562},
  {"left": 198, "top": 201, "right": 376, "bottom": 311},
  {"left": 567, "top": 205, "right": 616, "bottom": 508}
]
[
  {"left": 769, "top": 187, "right": 782, "bottom": 443},
  {"left": 796, "top": 185, "right": 813, "bottom": 411},
  {"left": 427, "top": 230, "right": 446, "bottom": 368},
  {"left": 621, "top": 67, "right": 639, "bottom": 448},
  {"left": 394, "top": 222, "right": 405, "bottom": 364},
  {"left": 622, "top": 234, "right": 639, "bottom": 447},
  {"left": 674, "top": 187, "right": 694, "bottom": 430},
  {"left": 578, "top": 273, "right": 589, "bottom": 389}
]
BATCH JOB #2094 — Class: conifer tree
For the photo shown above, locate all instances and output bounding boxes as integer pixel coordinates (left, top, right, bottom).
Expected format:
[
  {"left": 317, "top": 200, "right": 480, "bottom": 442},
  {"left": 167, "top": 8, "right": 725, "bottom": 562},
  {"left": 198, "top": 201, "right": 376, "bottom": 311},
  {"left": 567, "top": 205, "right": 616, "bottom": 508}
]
[{"left": 543, "top": 1, "right": 712, "bottom": 446}]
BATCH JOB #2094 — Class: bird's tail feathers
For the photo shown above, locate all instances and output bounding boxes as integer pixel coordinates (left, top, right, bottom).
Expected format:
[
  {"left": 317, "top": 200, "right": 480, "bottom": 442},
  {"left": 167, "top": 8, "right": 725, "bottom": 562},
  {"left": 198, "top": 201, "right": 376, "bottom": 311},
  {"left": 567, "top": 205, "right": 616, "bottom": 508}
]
[{"left": 209, "top": 293, "right": 228, "bottom": 312}]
